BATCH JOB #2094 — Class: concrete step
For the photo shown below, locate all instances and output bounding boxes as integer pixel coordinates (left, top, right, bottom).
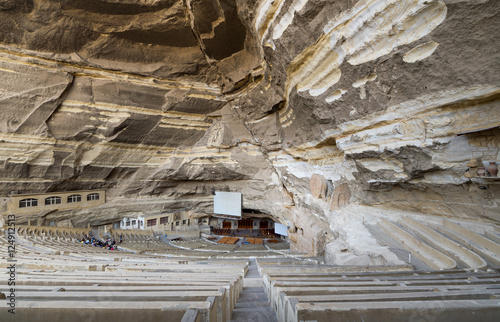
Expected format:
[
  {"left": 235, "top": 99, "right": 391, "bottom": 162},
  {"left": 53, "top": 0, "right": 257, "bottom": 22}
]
[
  {"left": 230, "top": 309, "right": 278, "bottom": 322},
  {"left": 234, "top": 301, "right": 271, "bottom": 308},
  {"left": 230, "top": 260, "right": 277, "bottom": 322}
]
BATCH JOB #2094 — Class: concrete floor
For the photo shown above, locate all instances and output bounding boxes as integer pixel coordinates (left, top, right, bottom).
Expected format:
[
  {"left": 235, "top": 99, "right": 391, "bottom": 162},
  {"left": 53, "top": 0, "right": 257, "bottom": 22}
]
[{"left": 230, "top": 259, "right": 278, "bottom": 322}]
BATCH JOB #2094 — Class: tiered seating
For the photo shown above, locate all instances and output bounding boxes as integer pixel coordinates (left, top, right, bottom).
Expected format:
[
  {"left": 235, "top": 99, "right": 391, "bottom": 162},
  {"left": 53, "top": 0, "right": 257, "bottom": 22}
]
[
  {"left": 202, "top": 242, "right": 240, "bottom": 252},
  {"left": 237, "top": 243, "right": 267, "bottom": 251},
  {"left": 258, "top": 259, "right": 500, "bottom": 322},
  {"left": 216, "top": 250, "right": 283, "bottom": 258},
  {"left": 14, "top": 226, "right": 138, "bottom": 262},
  {"left": 171, "top": 238, "right": 215, "bottom": 249},
  {"left": 375, "top": 218, "right": 500, "bottom": 270},
  {"left": 5, "top": 217, "right": 500, "bottom": 321},
  {"left": 106, "top": 231, "right": 218, "bottom": 258},
  {"left": 168, "top": 238, "right": 241, "bottom": 254},
  {"left": 266, "top": 240, "right": 290, "bottom": 251},
  {"left": 5, "top": 269, "right": 243, "bottom": 321},
  {"left": 0, "top": 226, "right": 248, "bottom": 322}
]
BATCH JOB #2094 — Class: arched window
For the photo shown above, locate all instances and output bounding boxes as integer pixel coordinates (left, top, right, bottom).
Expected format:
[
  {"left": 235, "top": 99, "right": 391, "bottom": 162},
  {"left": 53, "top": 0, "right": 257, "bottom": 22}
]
[
  {"left": 19, "top": 198, "right": 38, "bottom": 208},
  {"left": 87, "top": 193, "right": 100, "bottom": 201},
  {"left": 45, "top": 196, "right": 62, "bottom": 205},
  {"left": 67, "top": 194, "right": 82, "bottom": 203}
]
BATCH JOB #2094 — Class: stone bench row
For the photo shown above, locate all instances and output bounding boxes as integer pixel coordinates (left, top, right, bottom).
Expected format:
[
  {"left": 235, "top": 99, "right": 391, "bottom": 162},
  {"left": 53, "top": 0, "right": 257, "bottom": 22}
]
[
  {"left": 17, "top": 226, "right": 90, "bottom": 240},
  {"left": 377, "top": 218, "right": 500, "bottom": 270},
  {"left": 260, "top": 266, "right": 498, "bottom": 299},
  {"left": 1, "top": 267, "right": 246, "bottom": 322},
  {"left": 11, "top": 229, "right": 290, "bottom": 261},
  {"left": 146, "top": 248, "right": 226, "bottom": 258},
  {"left": 2, "top": 301, "right": 210, "bottom": 322},
  {"left": 199, "top": 244, "right": 239, "bottom": 251},
  {"left": 16, "top": 234, "right": 126, "bottom": 255},
  {"left": 265, "top": 242, "right": 290, "bottom": 250},
  {"left": 434, "top": 220, "right": 500, "bottom": 267},
  {"left": 215, "top": 251, "right": 284, "bottom": 258},
  {"left": 0, "top": 240, "right": 249, "bottom": 266},
  {"left": 289, "top": 300, "right": 500, "bottom": 322},
  {"left": 236, "top": 244, "right": 268, "bottom": 251},
  {"left": 259, "top": 265, "right": 500, "bottom": 322},
  {"left": 1, "top": 256, "right": 250, "bottom": 274},
  {"left": 15, "top": 232, "right": 221, "bottom": 259}
]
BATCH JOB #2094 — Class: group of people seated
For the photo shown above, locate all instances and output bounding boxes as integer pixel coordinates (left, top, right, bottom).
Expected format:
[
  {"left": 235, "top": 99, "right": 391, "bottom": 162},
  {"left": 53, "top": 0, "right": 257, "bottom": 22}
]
[{"left": 78, "top": 233, "right": 117, "bottom": 250}]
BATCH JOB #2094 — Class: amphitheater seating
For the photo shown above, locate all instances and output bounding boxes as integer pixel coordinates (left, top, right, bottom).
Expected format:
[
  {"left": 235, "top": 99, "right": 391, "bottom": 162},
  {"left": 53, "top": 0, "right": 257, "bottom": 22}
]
[
  {"left": 258, "top": 260, "right": 500, "bottom": 322},
  {"left": 374, "top": 217, "right": 500, "bottom": 270},
  {"left": 3, "top": 220, "right": 500, "bottom": 321},
  {"left": 265, "top": 240, "right": 290, "bottom": 251},
  {"left": 7, "top": 269, "right": 243, "bottom": 322},
  {"left": 0, "top": 225, "right": 252, "bottom": 322},
  {"left": 237, "top": 243, "right": 267, "bottom": 251}
]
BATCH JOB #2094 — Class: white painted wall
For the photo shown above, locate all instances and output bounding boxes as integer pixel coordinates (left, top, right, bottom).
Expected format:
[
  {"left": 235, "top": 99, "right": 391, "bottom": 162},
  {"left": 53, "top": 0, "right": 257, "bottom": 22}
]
[{"left": 119, "top": 216, "right": 144, "bottom": 230}]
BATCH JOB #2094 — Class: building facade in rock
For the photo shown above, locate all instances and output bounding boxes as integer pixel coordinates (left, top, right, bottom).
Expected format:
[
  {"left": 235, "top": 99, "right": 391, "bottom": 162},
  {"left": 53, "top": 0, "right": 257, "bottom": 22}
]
[{"left": 2, "top": 190, "right": 106, "bottom": 216}]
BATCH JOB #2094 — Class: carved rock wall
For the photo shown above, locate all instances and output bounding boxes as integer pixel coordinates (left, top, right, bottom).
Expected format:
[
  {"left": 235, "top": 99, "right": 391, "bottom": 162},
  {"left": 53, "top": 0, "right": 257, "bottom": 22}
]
[{"left": 1, "top": 0, "right": 499, "bottom": 258}]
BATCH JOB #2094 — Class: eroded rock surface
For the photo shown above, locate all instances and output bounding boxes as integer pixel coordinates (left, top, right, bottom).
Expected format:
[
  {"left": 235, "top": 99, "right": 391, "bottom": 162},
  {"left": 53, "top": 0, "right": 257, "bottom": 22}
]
[{"left": 1, "top": 0, "right": 499, "bottom": 259}]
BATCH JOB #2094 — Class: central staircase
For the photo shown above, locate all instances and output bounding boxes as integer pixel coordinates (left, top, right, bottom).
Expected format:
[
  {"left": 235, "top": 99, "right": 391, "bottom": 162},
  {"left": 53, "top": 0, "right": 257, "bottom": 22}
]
[{"left": 230, "top": 259, "right": 278, "bottom": 322}]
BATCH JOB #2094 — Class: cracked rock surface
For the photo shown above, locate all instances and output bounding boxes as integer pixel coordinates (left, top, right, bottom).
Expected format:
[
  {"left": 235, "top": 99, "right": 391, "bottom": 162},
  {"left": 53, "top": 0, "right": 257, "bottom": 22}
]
[{"left": 0, "top": 0, "right": 499, "bottom": 258}]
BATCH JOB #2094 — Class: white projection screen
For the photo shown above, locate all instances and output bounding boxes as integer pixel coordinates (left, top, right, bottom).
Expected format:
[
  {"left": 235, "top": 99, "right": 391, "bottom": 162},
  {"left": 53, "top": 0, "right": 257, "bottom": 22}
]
[
  {"left": 274, "top": 223, "right": 288, "bottom": 236},
  {"left": 214, "top": 191, "right": 242, "bottom": 217}
]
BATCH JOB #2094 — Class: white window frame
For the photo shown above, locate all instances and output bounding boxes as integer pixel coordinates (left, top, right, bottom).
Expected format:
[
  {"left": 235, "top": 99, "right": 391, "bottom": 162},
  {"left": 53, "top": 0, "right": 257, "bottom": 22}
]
[
  {"left": 87, "top": 193, "right": 100, "bottom": 201},
  {"left": 45, "top": 196, "right": 62, "bottom": 206},
  {"left": 67, "top": 194, "right": 82, "bottom": 203},
  {"left": 19, "top": 198, "right": 38, "bottom": 208}
]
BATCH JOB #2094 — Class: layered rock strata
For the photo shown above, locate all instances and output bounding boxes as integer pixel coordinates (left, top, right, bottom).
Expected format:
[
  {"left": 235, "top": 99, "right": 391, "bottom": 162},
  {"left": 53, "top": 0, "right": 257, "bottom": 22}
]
[{"left": 0, "top": 0, "right": 499, "bottom": 259}]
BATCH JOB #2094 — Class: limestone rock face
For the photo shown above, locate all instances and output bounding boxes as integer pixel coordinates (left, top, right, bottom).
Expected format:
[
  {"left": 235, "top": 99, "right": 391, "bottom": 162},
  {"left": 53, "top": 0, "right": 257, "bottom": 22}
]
[{"left": 1, "top": 0, "right": 499, "bottom": 257}]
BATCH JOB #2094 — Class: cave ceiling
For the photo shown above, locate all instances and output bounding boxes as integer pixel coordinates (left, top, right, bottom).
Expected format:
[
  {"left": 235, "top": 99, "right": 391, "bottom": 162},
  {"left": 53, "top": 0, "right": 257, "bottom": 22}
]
[{"left": 0, "top": 0, "right": 499, "bottom": 242}]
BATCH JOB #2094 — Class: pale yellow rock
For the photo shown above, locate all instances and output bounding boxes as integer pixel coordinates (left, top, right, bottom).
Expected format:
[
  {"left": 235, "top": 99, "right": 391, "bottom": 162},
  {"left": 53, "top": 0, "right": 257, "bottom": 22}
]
[
  {"left": 310, "top": 174, "right": 327, "bottom": 199},
  {"left": 403, "top": 41, "right": 440, "bottom": 63}
]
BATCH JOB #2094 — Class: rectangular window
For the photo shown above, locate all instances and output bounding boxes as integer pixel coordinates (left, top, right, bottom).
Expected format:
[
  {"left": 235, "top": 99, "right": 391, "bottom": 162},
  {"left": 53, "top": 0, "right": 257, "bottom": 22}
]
[
  {"left": 126, "top": 221, "right": 130, "bottom": 226},
  {"left": 176, "top": 221, "right": 180, "bottom": 226},
  {"left": 182, "top": 220, "right": 187, "bottom": 225},
  {"left": 132, "top": 220, "right": 136, "bottom": 225},
  {"left": 147, "top": 219, "right": 157, "bottom": 227},
  {"left": 160, "top": 216, "right": 169, "bottom": 224}
]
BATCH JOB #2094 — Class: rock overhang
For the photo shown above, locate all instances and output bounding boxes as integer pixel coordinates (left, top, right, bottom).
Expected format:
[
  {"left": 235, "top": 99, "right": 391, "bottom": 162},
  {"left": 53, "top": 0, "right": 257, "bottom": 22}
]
[{"left": 0, "top": 0, "right": 499, "bottom": 256}]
